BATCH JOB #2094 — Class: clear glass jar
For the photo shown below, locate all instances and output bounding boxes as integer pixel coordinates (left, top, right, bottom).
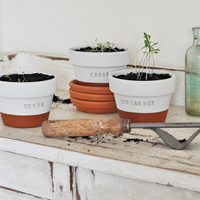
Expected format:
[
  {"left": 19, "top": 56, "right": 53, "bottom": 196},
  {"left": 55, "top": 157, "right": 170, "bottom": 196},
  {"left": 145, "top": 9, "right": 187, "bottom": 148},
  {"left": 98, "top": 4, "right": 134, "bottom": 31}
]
[{"left": 185, "top": 27, "right": 200, "bottom": 116}]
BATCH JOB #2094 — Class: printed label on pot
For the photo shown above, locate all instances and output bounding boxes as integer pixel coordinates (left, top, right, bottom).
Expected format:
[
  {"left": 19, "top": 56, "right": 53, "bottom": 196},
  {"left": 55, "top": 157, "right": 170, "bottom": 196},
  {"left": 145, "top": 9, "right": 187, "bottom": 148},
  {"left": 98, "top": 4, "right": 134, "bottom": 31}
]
[
  {"left": 120, "top": 99, "right": 155, "bottom": 107},
  {"left": 24, "top": 102, "right": 44, "bottom": 109},
  {"left": 114, "top": 94, "right": 171, "bottom": 113},
  {"left": 73, "top": 65, "right": 126, "bottom": 83},
  {"left": 90, "top": 72, "right": 109, "bottom": 78},
  {"left": 0, "top": 96, "right": 53, "bottom": 115}
]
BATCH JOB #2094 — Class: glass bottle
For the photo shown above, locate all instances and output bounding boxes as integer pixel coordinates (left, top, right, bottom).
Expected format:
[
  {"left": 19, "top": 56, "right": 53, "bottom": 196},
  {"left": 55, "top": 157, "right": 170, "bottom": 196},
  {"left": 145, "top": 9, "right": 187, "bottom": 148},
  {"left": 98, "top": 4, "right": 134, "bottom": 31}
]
[{"left": 185, "top": 27, "right": 200, "bottom": 116}]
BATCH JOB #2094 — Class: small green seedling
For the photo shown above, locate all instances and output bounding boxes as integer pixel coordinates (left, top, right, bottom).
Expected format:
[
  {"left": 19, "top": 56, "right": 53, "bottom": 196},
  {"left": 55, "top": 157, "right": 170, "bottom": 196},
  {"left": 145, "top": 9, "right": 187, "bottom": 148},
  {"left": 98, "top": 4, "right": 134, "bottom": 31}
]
[
  {"left": 22, "top": 71, "right": 27, "bottom": 82},
  {"left": 4, "top": 75, "right": 11, "bottom": 80},
  {"left": 85, "top": 39, "right": 116, "bottom": 52},
  {"left": 135, "top": 32, "right": 160, "bottom": 80},
  {"left": 94, "top": 38, "right": 116, "bottom": 52}
]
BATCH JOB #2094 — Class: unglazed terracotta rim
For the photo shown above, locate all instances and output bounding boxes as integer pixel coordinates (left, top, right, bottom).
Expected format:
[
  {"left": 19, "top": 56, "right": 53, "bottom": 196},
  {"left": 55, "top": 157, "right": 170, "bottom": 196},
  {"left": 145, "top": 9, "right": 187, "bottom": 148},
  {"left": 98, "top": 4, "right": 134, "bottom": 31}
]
[
  {"left": 70, "top": 96, "right": 116, "bottom": 108},
  {"left": 69, "top": 79, "right": 112, "bottom": 94},
  {"left": 70, "top": 96, "right": 117, "bottom": 113},
  {"left": 76, "top": 80, "right": 109, "bottom": 87},
  {"left": 69, "top": 88, "right": 115, "bottom": 102}
]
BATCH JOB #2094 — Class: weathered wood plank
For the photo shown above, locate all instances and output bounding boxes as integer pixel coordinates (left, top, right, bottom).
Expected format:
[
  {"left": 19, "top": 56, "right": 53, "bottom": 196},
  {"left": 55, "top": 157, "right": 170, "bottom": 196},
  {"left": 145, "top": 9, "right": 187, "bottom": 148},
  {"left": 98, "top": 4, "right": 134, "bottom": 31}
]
[
  {"left": 52, "top": 162, "right": 73, "bottom": 200},
  {"left": 0, "top": 138, "right": 200, "bottom": 193},
  {"left": 76, "top": 168, "right": 200, "bottom": 200},
  {"left": 0, "top": 187, "right": 50, "bottom": 200},
  {"left": 0, "top": 150, "right": 53, "bottom": 199}
]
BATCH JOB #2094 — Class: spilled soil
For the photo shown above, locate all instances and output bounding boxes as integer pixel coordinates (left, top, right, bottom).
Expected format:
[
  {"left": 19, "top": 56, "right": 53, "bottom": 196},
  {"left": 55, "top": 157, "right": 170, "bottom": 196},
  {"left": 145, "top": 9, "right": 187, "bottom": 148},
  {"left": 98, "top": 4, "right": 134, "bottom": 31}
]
[{"left": 53, "top": 95, "right": 71, "bottom": 104}]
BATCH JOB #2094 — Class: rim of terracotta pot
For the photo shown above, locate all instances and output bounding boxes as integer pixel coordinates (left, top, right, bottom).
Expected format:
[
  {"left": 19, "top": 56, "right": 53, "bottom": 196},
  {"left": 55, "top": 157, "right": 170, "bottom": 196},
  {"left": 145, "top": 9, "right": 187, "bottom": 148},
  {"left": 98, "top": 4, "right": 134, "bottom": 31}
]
[
  {"left": 75, "top": 80, "right": 109, "bottom": 87},
  {"left": 0, "top": 72, "right": 58, "bottom": 125},
  {"left": 0, "top": 72, "right": 58, "bottom": 98},
  {"left": 70, "top": 96, "right": 117, "bottom": 113},
  {"left": 69, "top": 79, "right": 112, "bottom": 94},
  {"left": 69, "top": 46, "right": 131, "bottom": 67},
  {"left": 69, "top": 88, "right": 115, "bottom": 102},
  {"left": 109, "top": 68, "right": 176, "bottom": 96}
]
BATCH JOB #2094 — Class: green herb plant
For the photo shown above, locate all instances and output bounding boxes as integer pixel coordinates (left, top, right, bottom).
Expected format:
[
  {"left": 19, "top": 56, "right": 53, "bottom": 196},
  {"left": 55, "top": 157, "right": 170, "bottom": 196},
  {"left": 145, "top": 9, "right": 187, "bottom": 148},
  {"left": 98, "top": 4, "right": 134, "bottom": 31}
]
[
  {"left": 86, "top": 39, "right": 116, "bottom": 52},
  {"left": 135, "top": 32, "right": 160, "bottom": 80},
  {"left": 22, "top": 71, "right": 27, "bottom": 82},
  {"left": 4, "top": 75, "right": 11, "bottom": 80}
]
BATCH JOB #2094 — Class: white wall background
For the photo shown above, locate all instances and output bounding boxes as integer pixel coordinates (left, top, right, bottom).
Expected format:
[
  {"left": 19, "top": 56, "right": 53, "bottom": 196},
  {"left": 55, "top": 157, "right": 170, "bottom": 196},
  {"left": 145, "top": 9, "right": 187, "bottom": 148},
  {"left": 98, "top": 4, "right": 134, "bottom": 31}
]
[
  {"left": 0, "top": 0, "right": 2, "bottom": 53},
  {"left": 1, "top": 0, "right": 199, "bottom": 69}
]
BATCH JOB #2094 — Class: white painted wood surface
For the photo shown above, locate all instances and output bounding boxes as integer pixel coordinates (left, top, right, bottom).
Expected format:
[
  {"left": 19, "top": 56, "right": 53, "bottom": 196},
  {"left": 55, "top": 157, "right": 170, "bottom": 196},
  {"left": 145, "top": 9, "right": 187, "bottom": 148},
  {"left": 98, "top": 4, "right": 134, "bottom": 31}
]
[
  {"left": 0, "top": 187, "right": 48, "bottom": 200},
  {"left": 0, "top": 53, "right": 199, "bottom": 199},
  {"left": 0, "top": 151, "right": 52, "bottom": 199}
]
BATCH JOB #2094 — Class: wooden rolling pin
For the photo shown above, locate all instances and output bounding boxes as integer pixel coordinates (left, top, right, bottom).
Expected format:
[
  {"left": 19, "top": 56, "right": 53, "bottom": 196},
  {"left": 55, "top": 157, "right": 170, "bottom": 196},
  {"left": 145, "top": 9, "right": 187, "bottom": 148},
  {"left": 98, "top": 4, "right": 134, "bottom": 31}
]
[{"left": 42, "top": 118, "right": 131, "bottom": 137}]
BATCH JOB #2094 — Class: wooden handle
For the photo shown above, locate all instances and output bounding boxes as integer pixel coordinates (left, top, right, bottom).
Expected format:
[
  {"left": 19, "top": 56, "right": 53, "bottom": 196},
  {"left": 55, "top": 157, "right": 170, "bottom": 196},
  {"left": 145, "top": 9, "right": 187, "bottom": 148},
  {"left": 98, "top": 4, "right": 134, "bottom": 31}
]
[{"left": 42, "top": 118, "right": 131, "bottom": 137}]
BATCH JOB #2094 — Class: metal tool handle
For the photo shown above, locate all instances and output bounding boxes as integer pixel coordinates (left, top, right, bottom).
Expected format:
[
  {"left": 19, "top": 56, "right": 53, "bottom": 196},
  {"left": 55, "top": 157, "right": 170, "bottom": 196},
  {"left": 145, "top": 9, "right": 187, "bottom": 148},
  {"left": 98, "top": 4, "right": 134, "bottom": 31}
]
[
  {"left": 130, "top": 122, "right": 200, "bottom": 129},
  {"left": 42, "top": 118, "right": 131, "bottom": 137}
]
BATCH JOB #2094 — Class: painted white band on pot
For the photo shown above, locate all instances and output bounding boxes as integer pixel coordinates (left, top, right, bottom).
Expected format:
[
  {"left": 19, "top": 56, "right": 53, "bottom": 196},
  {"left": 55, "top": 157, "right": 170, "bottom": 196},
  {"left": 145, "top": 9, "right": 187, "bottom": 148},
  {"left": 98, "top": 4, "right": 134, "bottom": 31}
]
[
  {"left": 109, "top": 68, "right": 176, "bottom": 114},
  {"left": 0, "top": 72, "right": 57, "bottom": 115},
  {"left": 69, "top": 47, "right": 131, "bottom": 83},
  {"left": 73, "top": 65, "right": 127, "bottom": 83},
  {"left": 114, "top": 94, "right": 171, "bottom": 113},
  {"left": 109, "top": 69, "right": 176, "bottom": 96},
  {"left": 0, "top": 95, "right": 53, "bottom": 115},
  {"left": 0, "top": 74, "right": 57, "bottom": 98}
]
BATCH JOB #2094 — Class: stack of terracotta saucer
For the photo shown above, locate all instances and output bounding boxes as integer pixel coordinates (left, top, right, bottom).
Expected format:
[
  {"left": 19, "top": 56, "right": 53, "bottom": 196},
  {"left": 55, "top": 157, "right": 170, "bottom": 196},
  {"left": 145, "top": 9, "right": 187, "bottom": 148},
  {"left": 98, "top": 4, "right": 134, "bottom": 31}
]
[{"left": 69, "top": 80, "right": 117, "bottom": 113}]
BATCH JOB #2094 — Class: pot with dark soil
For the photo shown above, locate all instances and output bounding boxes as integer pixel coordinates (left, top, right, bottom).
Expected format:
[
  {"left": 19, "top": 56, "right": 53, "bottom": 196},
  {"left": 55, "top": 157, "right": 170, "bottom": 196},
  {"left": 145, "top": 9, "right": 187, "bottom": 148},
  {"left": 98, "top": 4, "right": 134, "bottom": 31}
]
[
  {"left": 0, "top": 72, "right": 57, "bottom": 127},
  {"left": 109, "top": 33, "right": 176, "bottom": 123},
  {"left": 69, "top": 39, "right": 131, "bottom": 86}
]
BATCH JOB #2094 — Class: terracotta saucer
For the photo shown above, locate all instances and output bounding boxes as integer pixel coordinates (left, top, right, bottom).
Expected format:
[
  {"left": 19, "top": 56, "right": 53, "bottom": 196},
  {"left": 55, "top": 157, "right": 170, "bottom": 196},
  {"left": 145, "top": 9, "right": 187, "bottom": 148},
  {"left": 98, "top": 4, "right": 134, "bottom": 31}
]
[
  {"left": 70, "top": 96, "right": 117, "bottom": 113},
  {"left": 76, "top": 80, "right": 109, "bottom": 87},
  {"left": 69, "top": 88, "right": 115, "bottom": 102},
  {"left": 69, "top": 79, "right": 112, "bottom": 94}
]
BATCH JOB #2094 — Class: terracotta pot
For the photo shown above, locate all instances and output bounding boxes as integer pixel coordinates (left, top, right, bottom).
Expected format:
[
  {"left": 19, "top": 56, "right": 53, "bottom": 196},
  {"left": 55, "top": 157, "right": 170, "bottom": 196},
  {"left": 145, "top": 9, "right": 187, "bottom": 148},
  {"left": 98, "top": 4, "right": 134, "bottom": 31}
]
[
  {"left": 69, "top": 79, "right": 112, "bottom": 94},
  {"left": 1, "top": 112, "right": 50, "bottom": 128},
  {"left": 109, "top": 69, "right": 176, "bottom": 123},
  {"left": 117, "top": 109, "right": 169, "bottom": 123},
  {"left": 75, "top": 80, "right": 109, "bottom": 87},
  {"left": 70, "top": 96, "right": 117, "bottom": 113},
  {"left": 69, "top": 46, "right": 131, "bottom": 84},
  {"left": 69, "top": 88, "right": 115, "bottom": 102},
  {"left": 0, "top": 72, "right": 58, "bottom": 127}
]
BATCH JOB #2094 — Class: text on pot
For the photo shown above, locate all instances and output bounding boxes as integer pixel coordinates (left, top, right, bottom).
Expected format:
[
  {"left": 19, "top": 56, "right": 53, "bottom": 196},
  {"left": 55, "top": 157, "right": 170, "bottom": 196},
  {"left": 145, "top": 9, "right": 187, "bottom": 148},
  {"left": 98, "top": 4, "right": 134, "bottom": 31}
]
[
  {"left": 120, "top": 100, "right": 155, "bottom": 106},
  {"left": 24, "top": 102, "right": 44, "bottom": 109},
  {"left": 90, "top": 72, "right": 109, "bottom": 77}
]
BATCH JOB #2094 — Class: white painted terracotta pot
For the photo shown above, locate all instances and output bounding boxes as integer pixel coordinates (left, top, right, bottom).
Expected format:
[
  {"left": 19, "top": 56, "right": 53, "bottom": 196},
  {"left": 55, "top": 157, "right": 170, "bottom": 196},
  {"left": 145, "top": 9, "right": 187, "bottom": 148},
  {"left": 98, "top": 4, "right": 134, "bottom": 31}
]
[
  {"left": 109, "top": 69, "right": 176, "bottom": 123},
  {"left": 69, "top": 47, "right": 131, "bottom": 84},
  {"left": 0, "top": 72, "right": 58, "bottom": 127}
]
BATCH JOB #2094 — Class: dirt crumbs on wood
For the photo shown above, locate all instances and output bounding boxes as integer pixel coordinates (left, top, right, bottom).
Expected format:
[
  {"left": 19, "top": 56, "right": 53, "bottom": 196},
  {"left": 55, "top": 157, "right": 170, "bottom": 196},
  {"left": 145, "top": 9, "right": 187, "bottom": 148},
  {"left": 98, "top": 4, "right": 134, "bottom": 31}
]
[
  {"left": 179, "top": 139, "right": 186, "bottom": 143},
  {"left": 53, "top": 95, "right": 71, "bottom": 104},
  {"left": 123, "top": 138, "right": 144, "bottom": 143},
  {"left": 63, "top": 133, "right": 161, "bottom": 148}
]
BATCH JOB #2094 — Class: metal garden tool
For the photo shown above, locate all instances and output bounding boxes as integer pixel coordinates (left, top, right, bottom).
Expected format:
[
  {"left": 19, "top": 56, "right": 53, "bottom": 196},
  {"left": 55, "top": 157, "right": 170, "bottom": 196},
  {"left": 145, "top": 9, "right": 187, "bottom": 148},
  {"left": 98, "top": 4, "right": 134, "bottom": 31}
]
[{"left": 42, "top": 118, "right": 200, "bottom": 150}]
